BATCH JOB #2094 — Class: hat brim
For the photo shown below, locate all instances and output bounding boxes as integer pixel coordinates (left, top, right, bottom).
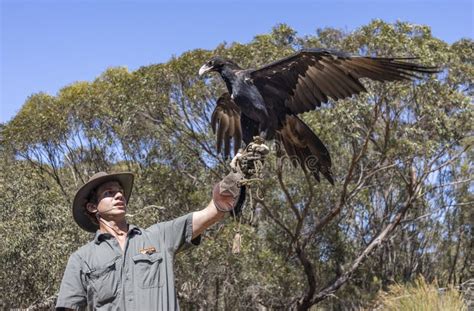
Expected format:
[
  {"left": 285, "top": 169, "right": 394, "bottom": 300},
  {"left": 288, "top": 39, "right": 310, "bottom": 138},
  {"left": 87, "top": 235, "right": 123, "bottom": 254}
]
[{"left": 72, "top": 172, "right": 134, "bottom": 232}]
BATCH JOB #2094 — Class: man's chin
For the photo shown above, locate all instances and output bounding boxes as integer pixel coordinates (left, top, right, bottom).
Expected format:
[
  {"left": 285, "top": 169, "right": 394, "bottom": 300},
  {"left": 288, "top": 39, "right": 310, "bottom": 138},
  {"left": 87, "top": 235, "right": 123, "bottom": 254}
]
[{"left": 105, "top": 209, "right": 127, "bottom": 218}]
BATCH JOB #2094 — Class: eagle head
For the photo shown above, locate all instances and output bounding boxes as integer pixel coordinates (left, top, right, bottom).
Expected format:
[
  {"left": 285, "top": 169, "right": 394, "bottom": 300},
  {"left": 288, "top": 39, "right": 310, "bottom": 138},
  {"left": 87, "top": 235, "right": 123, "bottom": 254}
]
[{"left": 199, "top": 57, "right": 240, "bottom": 76}]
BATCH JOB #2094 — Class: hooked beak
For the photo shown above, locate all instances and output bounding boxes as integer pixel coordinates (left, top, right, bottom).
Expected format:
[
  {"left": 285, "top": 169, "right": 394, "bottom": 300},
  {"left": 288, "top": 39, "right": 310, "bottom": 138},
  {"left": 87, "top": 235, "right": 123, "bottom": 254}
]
[{"left": 199, "top": 64, "right": 213, "bottom": 76}]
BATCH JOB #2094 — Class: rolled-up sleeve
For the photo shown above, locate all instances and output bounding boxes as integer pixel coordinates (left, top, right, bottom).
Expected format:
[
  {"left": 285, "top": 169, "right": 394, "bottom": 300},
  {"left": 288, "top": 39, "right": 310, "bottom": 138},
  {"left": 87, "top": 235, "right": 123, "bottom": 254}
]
[
  {"left": 156, "top": 212, "right": 201, "bottom": 253},
  {"left": 56, "top": 252, "right": 86, "bottom": 310}
]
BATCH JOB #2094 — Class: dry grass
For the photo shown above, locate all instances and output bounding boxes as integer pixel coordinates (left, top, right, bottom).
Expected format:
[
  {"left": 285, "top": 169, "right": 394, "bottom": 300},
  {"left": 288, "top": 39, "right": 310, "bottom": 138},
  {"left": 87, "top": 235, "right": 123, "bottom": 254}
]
[{"left": 370, "top": 276, "right": 467, "bottom": 311}]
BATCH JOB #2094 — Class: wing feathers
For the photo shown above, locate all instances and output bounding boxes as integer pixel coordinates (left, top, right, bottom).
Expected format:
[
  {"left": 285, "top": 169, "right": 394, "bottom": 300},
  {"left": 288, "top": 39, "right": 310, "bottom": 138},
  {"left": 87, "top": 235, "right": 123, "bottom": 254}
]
[
  {"left": 308, "top": 66, "right": 341, "bottom": 100},
  {"left": 211, "top": 93, "right": 243, "bottom": 158},
  {"left": 321, "top": 59, "right": 359, "bottom": 97},
  {"left": 295, "top": 77, "right": 317, "bottom": 110},
  {"left": 304, "top": 72, "right": 328, "bottom": 104},
  {"left": 300, "top": 76, "right": 320, "bottom": 106},
  {"left": 277, "top": 115, "right": 333, "bottom": 184},
  {"left": 251, "top": 49, "right": 438, "bottom": 115}
]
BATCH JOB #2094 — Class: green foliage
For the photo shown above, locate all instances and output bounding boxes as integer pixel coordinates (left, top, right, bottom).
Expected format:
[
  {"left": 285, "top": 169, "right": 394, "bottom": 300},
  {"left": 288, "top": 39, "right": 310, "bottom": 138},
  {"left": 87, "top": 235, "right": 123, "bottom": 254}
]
[{"left": 0, "top": 20, "right": 472, "bottom": 309}]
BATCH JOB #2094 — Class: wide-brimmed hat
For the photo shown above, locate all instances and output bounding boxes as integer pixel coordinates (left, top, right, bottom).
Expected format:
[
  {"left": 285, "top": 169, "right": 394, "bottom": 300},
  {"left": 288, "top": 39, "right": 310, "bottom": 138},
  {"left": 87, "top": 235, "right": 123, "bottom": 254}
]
[{"left": 72, "top": 171, "right": 134, "bottom": 232}]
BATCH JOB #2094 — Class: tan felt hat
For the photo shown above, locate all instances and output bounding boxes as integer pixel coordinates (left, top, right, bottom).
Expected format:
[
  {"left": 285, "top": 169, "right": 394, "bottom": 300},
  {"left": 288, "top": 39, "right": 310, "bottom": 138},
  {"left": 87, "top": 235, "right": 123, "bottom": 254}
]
[{"left": 72, "top": 171, "right": 134, "bottom": 232}]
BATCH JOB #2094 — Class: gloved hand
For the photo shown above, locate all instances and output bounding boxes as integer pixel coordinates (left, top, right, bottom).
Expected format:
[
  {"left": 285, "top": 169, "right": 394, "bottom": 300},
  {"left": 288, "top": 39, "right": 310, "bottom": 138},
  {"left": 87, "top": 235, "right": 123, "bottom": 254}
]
[
  {"left": 212, "top": 172, "right": 246, "bottom": 214},
  {"left": 213, "top": 138, "right": 269, "bottom": 214},
  {"left": 230, "top": 139, "right": 270, "bottom": 178}
]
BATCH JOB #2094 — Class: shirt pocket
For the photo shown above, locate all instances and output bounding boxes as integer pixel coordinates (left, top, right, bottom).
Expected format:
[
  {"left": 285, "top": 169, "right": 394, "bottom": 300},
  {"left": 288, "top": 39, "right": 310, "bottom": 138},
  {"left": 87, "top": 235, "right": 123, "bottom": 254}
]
[
  {"left": 86, "top": 257, "right": 120, "bottom": 306},
  {"left": 132, "top": 252, "right": 163, "bottom": 288}
]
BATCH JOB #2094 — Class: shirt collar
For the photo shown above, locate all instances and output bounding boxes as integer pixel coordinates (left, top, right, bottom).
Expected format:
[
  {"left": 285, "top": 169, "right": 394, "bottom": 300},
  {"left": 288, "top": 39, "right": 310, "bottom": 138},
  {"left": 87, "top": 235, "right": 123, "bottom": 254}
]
[
  {"left": 128, "top": 224, "right": 142, "bottom": 236},
  {"left": 93, "top": 224, "right": 142, "bottom": 244}
]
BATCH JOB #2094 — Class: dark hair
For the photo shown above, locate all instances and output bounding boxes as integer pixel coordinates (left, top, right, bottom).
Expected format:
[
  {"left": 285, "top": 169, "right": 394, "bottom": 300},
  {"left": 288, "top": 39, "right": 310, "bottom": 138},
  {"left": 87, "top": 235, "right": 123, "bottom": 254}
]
[
  {"left": 88, "top": 187, "right": 99, "bottom": 205},
  {"left": 84, "top": 187, "right": 100, "bottom": 226}
]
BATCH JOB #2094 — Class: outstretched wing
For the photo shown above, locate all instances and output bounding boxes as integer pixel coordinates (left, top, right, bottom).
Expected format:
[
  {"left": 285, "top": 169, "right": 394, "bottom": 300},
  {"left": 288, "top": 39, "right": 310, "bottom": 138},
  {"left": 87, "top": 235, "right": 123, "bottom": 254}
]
[{"left": 250, "top": 48, "right": 438, "bottom": 114}]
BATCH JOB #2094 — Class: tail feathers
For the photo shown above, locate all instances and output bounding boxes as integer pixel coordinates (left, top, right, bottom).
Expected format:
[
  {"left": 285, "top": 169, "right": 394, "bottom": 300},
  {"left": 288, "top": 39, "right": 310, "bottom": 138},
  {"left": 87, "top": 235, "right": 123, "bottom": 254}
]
[{"left": 278, "top": 115, "right": 334, "bottom": 184}]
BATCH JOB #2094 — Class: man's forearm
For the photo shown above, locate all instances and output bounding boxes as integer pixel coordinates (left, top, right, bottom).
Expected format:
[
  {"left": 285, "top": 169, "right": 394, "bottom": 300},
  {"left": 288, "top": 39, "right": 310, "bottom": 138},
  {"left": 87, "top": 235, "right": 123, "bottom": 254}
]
[{"left": 192, "top": 200, "right": 225, "bottom": 239}]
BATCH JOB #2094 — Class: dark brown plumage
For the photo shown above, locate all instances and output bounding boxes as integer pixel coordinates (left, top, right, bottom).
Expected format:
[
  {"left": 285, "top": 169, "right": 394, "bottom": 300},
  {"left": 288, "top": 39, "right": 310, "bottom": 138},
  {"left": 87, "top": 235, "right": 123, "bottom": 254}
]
[
  {"left": 210, "top": 93, "right": 242, "bottom": 157},
  {"left": 200, "top": 48, "right": 438, "bottom": 184}
]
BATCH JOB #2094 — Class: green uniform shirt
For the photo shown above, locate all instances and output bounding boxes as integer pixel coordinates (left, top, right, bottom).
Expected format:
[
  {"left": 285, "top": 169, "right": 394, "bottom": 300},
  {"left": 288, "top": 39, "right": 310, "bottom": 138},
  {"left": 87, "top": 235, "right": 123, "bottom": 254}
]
[{"left": 56, "top": 212, "right": 200, "bottom": 310}]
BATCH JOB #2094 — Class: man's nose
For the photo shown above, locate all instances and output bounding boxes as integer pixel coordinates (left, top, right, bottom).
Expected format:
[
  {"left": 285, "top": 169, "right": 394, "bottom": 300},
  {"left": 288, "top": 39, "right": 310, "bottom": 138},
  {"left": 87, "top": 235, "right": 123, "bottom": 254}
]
[{"left": 114, "top": 191, "right": 125, "bottom": 201}]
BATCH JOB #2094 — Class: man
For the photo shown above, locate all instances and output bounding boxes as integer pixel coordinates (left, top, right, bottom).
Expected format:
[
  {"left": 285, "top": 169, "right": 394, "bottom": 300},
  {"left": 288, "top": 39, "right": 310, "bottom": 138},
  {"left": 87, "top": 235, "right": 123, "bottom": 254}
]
[{"left": 56, "top": 167, "right": 248, "bottom": 310}]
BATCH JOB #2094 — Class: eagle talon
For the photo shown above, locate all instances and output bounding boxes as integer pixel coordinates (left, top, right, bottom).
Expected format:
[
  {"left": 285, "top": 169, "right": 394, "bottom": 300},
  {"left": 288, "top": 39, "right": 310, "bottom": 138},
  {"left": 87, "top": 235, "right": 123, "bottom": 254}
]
[{"left": 252, "top": 136, "right": 266, "bottom": 145}]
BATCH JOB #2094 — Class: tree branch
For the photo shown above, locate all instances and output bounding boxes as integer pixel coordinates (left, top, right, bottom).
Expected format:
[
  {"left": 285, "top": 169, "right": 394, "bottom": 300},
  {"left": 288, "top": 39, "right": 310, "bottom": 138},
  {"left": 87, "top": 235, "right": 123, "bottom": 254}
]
[{"left": 309, "top": 175, "right": 421, "bottom": 305}]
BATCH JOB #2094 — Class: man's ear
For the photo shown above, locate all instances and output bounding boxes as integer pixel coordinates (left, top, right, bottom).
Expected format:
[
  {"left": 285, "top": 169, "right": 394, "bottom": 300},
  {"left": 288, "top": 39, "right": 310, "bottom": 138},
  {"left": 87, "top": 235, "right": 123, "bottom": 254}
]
[{"left": 86, "top": 202, "right": 97, "bottom": 214}]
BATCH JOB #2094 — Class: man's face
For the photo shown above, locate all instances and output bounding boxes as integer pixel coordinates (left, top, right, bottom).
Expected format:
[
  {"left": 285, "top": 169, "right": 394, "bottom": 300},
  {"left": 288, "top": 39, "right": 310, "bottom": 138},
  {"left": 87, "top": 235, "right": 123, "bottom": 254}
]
[{"left": 93, "top": 181, "right": 127, "bottom": 219}]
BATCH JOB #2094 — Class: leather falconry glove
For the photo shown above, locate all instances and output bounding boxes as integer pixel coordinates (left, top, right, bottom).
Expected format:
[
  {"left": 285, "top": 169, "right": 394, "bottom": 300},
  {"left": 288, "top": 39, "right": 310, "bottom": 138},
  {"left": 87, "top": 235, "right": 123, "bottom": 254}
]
[{"left": 212, "top": 139, "right": 270, "bottom": 214}]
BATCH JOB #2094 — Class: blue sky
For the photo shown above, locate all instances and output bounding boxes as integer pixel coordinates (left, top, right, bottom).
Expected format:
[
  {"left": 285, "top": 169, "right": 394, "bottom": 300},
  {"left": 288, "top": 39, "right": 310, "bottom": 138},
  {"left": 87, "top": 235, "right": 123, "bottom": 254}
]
[{"left": 1, "top": 0, "right": 472, "bottom": 124}]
